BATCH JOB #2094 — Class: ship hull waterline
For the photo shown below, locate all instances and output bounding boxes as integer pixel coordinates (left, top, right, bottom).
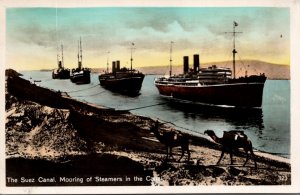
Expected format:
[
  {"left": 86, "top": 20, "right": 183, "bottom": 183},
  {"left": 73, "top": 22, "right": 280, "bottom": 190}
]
[{"left": 155, "top": 82, "right": 265, "bottom": 108}]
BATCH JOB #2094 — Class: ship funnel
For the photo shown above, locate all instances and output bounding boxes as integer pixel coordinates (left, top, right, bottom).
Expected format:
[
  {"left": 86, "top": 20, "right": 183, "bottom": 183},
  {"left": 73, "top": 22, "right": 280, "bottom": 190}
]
[
  {"left": 193, "top": 54, "right": 200, "bottom": 73},
  {"left": 112, "top": 61, "right": 116, "bottom": 73},
  {"left": 183, "top": 56, "right": 189, "bottom": 74},
  {"left": 116, "top": 60, "right": 120, "bottom": 71}
]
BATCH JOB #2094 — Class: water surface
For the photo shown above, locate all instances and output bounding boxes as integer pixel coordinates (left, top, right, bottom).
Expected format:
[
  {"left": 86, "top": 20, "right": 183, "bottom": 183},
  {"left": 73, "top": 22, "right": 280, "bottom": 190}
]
[{"left": 20, "top": 71, "right": 290, "bottom": 158}]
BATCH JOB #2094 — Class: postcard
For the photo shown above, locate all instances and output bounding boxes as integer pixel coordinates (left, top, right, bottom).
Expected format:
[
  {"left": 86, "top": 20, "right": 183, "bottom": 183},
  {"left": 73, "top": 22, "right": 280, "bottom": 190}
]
[{"left": 1, "top": 0, "right": 300, "bottom": 194}]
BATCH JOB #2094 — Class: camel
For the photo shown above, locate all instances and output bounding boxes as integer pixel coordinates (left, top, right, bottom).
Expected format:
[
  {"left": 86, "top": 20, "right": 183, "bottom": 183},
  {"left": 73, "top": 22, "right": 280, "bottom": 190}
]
[
  {"left": 204, "top": 130, "right": 257, "bottom": 168},
  {"left": 150, "top": 121, "right": 190, "bottom": 162}
]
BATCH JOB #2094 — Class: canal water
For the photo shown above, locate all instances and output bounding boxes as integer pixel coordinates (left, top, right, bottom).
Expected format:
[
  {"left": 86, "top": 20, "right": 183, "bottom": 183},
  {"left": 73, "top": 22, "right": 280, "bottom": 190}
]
[{"left": 20, "top": 71, "right": 290, "bottom": 158}]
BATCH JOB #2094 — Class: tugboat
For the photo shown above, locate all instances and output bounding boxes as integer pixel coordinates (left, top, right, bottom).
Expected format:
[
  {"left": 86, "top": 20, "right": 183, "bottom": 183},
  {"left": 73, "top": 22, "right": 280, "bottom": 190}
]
[
  {"left": 99, "top": 43, "right": 145, "bottom": 95},
  {"left": 70, "top": 37, "right": 91, "bottom": 84},
  {"left": 52, "top": 44, "right": 70, "bottom": 79},
  {"left": 155, "top": 22, "right": 267, "bottom": 108}
]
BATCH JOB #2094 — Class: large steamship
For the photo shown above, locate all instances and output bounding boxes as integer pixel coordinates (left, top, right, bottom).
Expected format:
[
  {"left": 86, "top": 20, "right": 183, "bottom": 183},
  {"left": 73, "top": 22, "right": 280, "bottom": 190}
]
[
  {"left": 154, "top": 22, "right": 266, "bottom": 107},
  {"left": 99, "top": 43, "right": 144, "bottom": 95}
]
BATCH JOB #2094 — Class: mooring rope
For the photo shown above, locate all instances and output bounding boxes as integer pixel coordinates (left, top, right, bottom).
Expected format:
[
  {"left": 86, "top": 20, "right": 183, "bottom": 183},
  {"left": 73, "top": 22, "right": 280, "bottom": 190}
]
[
  {"left": 124, "top": 102, "right": 168, "bottom": 111},
  {"left": 158, "top": 118, "right": 207, "bottom": 137},
  {"left": 66, "top": 84, "right": 100, "bottom": 93},
  {"left": 72, "top": 90, "right": 106, "bottom": 97},
  {"left": 42, "top": 78, "right": 54, "bottom": 82}
]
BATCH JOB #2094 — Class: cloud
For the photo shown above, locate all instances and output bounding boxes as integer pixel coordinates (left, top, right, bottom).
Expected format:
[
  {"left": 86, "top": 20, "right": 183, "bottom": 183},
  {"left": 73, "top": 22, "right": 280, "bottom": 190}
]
[
  {"left": 8, "top": 21, "right": 56, "bottom": 48},
  {"left": 126, "top": 8, "right": 180, "bottom": 32},
  {"left": 6, "top": 7, "right": 290, "bottom": 70}
]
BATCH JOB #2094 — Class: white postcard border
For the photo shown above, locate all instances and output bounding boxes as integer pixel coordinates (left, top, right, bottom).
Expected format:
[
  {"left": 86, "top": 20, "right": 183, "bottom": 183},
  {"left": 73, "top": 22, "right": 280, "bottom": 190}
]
[{"left": 1, "top": 0, "right": 299, "bottom": 194}]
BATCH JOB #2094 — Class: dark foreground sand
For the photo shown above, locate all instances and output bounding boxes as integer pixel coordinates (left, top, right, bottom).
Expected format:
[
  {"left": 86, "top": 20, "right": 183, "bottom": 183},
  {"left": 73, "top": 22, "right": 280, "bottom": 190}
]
[{"left": 5, "top": 69, "right": 291, "bottom": 186}]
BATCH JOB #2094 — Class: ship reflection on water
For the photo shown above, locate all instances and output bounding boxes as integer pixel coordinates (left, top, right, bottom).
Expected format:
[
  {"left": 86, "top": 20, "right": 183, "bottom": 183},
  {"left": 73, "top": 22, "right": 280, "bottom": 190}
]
[{"left": 161, "top": 98, "right": 264, "bottom": 131}]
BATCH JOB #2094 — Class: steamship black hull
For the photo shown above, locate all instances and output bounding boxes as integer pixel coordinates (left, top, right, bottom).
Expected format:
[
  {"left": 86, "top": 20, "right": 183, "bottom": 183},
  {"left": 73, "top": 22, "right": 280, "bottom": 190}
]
[
  {"left": 99, "top": 73, "right": 144, "bottom": 95},
  {"left": 155, "top": 77, "right": 266, "bottom": 107},
  {"left": 70, "top": 70, "right": 91, "bottom": 84},
  {"left": 52, "top": 69, "right": 70, "bottom": 79}
]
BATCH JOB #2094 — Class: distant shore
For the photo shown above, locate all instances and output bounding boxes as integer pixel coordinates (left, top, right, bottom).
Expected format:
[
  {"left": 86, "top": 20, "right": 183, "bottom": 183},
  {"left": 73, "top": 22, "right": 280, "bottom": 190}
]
[
  {"left": 5, "top": 69, "right": 291, "bottom": 186},
  {"left": 18, "top": 59, "right": 290, "bottom": 80}
]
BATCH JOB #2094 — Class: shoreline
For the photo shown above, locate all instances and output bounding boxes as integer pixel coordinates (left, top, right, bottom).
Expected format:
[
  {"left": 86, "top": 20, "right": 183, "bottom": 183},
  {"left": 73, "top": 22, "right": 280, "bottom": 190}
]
[
  {"left": 22, "top": 69, "right": 291, "bottom": 80},
  {"left": 5, "top": 69, "right": 291, "bottom": 185}
]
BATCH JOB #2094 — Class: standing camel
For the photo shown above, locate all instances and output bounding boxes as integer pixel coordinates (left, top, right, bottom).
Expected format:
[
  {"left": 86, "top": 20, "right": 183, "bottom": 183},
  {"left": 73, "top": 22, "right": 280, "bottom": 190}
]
[
  {"left": 150, "top": 121, "right": 190, "bottom": 162},
  {"left": 204, "top": 130, "right": 257, "bottom": 168}
]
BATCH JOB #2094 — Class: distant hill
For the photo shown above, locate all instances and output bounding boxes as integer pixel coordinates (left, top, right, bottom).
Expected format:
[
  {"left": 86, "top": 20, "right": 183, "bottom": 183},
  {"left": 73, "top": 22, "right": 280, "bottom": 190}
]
[
  {"left": 139, "top": 60, "right": 290, "bottom": 80},
  {"left": 92, "top": 60, "right": 290, "bottom": 80}
]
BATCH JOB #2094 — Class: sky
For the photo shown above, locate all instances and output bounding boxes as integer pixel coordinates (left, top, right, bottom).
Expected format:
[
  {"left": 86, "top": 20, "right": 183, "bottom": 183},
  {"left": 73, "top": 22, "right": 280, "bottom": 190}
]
[{"left": 6, "top": 7, "right": 290, "bottom": 71}]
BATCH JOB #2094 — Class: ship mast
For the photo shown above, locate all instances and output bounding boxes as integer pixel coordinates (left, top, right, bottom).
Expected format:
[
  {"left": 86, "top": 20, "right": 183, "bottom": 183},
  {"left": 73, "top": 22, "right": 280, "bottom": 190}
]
[
  {"left": 55, "top": 7, "right": 59, "bottom": 70},
  {"left": 78, "top": 37, "right": 83, "bottom": 70},
  {"left": 80, "top": 37, "right": 83, "bottom": 69},
  {"left": 106, "top": 51, "right": 110, "bottom": 73},
  {"left": 57, "top": 44, "right": 63, "bottom": 69},
  {"left": 130, "top": 42, "right": 135, "bottom": 71},
  {"left": 226, "top": 21, "right": 242, "bottom": 79},
  {"left": 57, "top": 45, "right": 60, "bottom": 69},
  {"left": 77, "top": 40, "right": 80, "bottom": 69},
  {"left": 61, "top": 44, "right": 64, "bottom": 68},
  {"left": 169, "top": 41, "right": 174, "bottom": 77}
]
